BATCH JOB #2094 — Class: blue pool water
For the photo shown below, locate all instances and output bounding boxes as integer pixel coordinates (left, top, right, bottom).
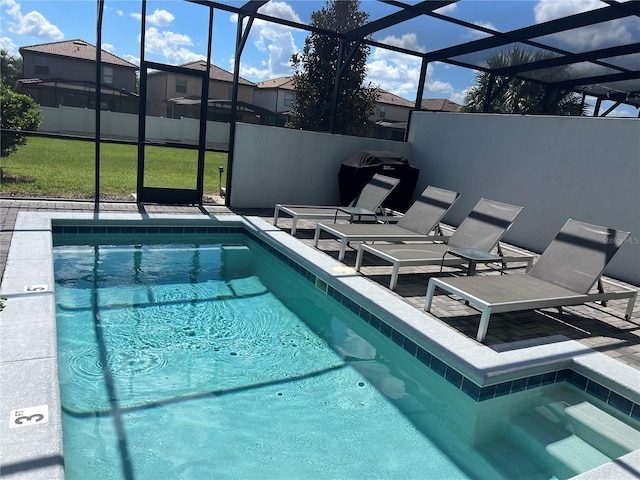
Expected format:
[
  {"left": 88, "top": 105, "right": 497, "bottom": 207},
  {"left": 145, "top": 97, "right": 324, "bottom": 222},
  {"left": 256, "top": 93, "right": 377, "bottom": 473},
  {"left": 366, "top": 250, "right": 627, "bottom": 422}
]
[{"left": 53, "top": 232, "right": 640, "bottom": 480}]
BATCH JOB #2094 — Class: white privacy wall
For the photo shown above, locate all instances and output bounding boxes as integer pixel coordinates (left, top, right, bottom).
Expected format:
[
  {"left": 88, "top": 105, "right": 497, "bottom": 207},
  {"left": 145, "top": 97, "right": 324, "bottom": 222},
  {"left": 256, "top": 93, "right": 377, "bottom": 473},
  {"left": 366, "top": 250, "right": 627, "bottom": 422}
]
[
  {"left": 230, "top": 122, "right": 411, "bottom": 208},
  {"left": 406, "top": 112, "right": 639, "bottom": 284}
]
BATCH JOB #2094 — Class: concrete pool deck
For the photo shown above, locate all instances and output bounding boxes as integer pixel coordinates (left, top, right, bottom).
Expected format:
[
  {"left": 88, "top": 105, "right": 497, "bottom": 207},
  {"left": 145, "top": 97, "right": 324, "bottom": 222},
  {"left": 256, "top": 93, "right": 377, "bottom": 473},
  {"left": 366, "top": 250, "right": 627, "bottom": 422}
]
[{"left": 1, "top": 198, "right": 639, "bottom": 479}]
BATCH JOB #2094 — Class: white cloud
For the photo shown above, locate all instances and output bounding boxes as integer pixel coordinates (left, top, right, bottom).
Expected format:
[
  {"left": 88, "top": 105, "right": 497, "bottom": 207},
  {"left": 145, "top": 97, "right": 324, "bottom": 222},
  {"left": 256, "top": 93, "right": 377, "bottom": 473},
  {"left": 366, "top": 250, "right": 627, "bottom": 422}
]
[
  {"left": 367, "top": 34, "right": 425, "bottom": 96},
  {"left": 102, "top": 43, "right": 115, "bottom": 53},
  {"left": 434, "top": 3, "right": 457, "bottom": 15},
  {"left": 367, "top": 58, "right": 421, "bottom": 97},
  {"left": 143, "top": 27, "right": 204, "bottom": 65},
  {"left": 533, "top": 0, "right": 637, "bottom": 50},
  {"left": 1, "top": 0, "right": 63, "bottom": 41},
  {"left": 534, "top": 0, "right": 602, "bottom": 22},
  {"left": 123, "top": 54, "right": 140, "bottom": 66},
  {"left": 0, "top": 36, "right": 18, "bottom": 55},
  {"left": 374, "top": 33, "right": 425, "bottom": 60},
  {"left": 232, "top": 1, "right": 301, "bottom": 80},
  {"left": 146, "top": 9, "right": 175, "bottom": 27}
]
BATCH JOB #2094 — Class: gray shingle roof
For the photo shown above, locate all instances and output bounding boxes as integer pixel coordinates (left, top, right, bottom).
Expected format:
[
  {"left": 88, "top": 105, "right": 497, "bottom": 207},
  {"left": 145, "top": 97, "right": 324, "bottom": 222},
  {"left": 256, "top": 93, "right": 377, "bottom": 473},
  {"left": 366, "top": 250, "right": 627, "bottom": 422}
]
[
  {"left": 176, "top": 61, "right": 256, "bottom": 86},
  {"left": 19, "top": 39, "right": 137, "bottom": 69}
]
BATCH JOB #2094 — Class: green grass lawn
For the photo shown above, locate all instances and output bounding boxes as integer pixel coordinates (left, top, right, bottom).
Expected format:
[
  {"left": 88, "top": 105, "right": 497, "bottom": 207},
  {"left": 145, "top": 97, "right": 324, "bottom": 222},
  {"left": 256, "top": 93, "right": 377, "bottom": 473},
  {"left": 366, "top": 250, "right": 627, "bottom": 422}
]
[{"left": 0, "top": 137, "right": 228, "bottom": 200}]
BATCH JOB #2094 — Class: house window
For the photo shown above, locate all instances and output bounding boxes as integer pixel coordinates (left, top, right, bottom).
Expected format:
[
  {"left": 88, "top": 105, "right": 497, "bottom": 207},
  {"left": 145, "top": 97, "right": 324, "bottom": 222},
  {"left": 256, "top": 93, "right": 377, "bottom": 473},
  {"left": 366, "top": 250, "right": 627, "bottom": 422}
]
[
  {"left": 379, "top": 105, "right": 386, "bottom": 119},
  {"left": 34, "top": 56, "right": 49, "bottom": 76},
  {"left": 176, "top": 77, "right": 188, "bottom": 94},
  {"left": 283, "top": 91, "right": 294, "bottom": 108},
  {"left": 103, "top": 66, "right": 113, "bottom": 85}
]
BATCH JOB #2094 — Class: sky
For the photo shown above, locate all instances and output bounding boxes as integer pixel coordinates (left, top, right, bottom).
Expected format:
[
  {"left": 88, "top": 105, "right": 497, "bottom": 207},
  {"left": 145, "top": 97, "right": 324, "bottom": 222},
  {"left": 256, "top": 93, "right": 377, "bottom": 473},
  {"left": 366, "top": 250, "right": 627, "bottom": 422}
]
[{"left": 0, "top": 0, "right": 638, "bottom": 116}]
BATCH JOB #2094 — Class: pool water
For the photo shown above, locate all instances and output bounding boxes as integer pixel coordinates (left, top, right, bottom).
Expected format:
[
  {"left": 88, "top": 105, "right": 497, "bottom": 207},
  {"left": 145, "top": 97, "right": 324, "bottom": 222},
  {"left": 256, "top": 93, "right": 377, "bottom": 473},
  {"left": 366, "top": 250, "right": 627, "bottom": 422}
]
[{"left": 53, "top": 234, "right": 640, "bottom": 480}]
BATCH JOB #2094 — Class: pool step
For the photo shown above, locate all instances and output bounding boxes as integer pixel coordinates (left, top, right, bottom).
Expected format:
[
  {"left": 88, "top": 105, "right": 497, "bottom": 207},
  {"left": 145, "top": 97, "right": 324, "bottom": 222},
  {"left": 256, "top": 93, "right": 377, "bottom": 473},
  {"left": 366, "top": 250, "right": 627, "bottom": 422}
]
[
  {"left": 509, "top": 411, "right": 612, "bottom": 479},
  {"left": 540, "top": 391, "right": 640, "bottom": 459},
  {"left": 508, "top": 393, "right": 640, "bottom": 480}
]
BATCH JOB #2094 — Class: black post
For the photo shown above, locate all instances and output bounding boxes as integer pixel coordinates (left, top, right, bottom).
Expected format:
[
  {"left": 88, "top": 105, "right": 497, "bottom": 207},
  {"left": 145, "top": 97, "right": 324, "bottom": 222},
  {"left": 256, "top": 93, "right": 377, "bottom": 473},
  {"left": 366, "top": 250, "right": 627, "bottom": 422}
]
[
  {"left": 414, "top": 58, "right": 428, "bottom": 110},
  {"left": 226, "top": 14, "right": 254, "bottom": 207},
  {"left": 196, "top": 6, "right": 214, "bottom": 205},
  {"left": 95, "top": 0, "right": 104, "bottom": 206},
  {"left": 136, "top": 0, "right": 148, "bottom": 200}
]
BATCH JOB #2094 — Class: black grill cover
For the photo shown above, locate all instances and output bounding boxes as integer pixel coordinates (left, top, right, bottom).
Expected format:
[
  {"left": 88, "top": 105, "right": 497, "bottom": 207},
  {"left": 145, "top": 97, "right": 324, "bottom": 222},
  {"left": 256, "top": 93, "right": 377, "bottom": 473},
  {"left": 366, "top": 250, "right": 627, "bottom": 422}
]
[{"left": 338, "top": 150, "right": 419, "bottom": 211}]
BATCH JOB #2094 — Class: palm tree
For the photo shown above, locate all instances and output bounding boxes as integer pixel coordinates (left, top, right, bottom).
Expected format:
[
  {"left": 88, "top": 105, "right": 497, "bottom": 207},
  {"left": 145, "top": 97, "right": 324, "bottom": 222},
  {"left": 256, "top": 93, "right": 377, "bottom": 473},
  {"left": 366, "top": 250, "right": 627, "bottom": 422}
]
[{"left": 464, "top": 45, "right": 586, "bottom": 115}]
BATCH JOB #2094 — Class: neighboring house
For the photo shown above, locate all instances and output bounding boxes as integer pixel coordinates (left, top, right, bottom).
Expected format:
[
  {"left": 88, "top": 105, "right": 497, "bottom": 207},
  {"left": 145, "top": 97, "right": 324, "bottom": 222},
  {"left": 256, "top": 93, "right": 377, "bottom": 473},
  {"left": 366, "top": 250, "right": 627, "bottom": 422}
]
[
  {"left": 19, "top": 39, "right": 139, "bottom": 113},
  {"left": 421, "top": 98, "right": 462, "bottom": 112},
  {"left": 147, "top": 61, "right": 268, "bottom": 124},
  {"left": 253, "top": 76, "right": 294, "bottom": 126},
  {"left": 370, "top": 89, "right": 415, "bottom": 140},
  {"left": 253, "top": 77, "right": 415, "bottom": 137}
]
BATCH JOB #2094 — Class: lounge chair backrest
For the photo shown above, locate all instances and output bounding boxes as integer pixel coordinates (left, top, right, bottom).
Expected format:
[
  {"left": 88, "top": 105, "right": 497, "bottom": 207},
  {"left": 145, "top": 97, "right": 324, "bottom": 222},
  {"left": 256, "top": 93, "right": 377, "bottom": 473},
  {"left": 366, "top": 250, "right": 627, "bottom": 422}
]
[
  {"left": 528, "top": 219, "right": 630, "bottom": 294},
  {"left": 396, "top": 186, "right": 460, "bottom": 234},
  {"left": 447, "top": 198, "right": 523, "bottom": 251},
  {"left": 352, "top": 174, "right": 400, "bottom": 211}
]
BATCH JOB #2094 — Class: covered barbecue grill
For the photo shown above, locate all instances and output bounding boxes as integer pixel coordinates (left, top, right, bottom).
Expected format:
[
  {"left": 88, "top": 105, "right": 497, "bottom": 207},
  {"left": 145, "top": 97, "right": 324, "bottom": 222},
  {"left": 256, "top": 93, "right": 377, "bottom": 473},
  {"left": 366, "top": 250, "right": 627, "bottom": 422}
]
[{"left": 338, "top": 150, "right": 419, "bottom": 212}]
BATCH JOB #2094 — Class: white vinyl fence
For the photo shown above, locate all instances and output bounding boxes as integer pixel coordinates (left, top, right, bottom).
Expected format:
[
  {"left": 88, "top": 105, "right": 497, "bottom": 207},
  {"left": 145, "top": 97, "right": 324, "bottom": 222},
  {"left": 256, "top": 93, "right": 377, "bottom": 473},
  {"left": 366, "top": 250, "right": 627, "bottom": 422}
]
[{"left": 38, "top": 106, "right": 230, "bottom": 149}]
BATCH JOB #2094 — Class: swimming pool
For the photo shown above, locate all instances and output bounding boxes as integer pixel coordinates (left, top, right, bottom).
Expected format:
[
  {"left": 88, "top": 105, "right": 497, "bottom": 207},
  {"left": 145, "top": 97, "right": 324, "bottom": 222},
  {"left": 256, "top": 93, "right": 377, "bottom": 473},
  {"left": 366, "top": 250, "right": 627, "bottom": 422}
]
[
  {"left": 52, "top": 227, "right": 640, "bottom": 479},
  {"left": 1, "top": 212, "right": 639, "bottom": 479}
]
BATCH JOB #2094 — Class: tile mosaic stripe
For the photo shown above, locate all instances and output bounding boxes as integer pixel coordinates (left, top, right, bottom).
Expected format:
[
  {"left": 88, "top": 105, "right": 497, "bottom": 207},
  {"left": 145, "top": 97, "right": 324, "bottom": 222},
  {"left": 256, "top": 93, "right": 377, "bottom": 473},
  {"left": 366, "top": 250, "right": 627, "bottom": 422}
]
[
  {"left": 52, "top": 224, "right": 244, "bottom": 235},
  {"left": 52, "top": 222, "right": 640, "bottom": 420}
]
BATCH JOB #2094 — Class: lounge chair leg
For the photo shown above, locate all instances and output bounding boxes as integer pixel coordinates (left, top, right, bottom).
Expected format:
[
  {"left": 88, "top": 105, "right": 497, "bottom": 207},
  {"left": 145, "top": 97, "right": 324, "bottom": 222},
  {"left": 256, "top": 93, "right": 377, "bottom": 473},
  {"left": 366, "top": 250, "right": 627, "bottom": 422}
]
[
  {"left": 476, "top": 309, "right": 492, "bottom": 343},
  {"left": 389, "top": 264, "right": 400, "bottom": 290},
  {"left": 355, "top": 246, "right": 364, "bottom": 271},
  {"left": 338, "top": 241, "right": 347, "bottom": 261},
  {"left": 625, "top": 291, "right": 637, "bottom": 320},
  {"left": 313, "top": 227, "right": 321, "bottom": 247},
  {"left": 291, "top": 218, "right": 298, "bottom": 236},
  {"left": 424, "top": 282, "right": 437, "bottom": 312},
  {"left": 273, "top": 206, "right": 280, "bottom": 227}
]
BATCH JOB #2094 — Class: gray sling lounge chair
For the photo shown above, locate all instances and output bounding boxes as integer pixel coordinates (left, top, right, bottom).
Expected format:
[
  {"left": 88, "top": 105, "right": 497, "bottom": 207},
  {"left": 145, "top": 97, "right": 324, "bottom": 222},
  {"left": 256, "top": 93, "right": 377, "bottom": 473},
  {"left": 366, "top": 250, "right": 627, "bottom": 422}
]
[
  {"left": 424, "top": 219, "right": 637, "bottom": 343},
  {"left": 274, "top": 173, "right": 400, "bottom": 235},
  {"left": 313, "top": 185, "right": 460, "bottom": 261},
  {"left": 355, "top": 198, "right": 527, "bottom": 290}
]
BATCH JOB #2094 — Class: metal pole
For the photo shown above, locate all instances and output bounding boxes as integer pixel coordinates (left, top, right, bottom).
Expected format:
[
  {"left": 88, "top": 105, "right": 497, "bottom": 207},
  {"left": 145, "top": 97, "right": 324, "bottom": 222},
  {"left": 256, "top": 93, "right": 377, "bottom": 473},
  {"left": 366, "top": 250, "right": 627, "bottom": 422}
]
[
  {"left": 196, "top": 6, "right": 214, "bottom": 205},
  {"left": 226, "top": 14, "right": 254, "bottom": 207},
  {"left": 95, "top": 0, "right": 104, "bottom": 206},
  {"left": 414, "top": 58, "right": 428, "bottom": 110},
  {"left": 136, "top": 0, "right": 148, "bottom": 201}
]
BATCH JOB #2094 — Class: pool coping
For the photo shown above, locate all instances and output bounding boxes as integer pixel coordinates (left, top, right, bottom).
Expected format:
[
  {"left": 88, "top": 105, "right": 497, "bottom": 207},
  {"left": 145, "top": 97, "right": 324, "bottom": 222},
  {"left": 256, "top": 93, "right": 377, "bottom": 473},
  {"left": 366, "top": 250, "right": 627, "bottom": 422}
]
[{"left": 1, "top": 211, "right": 639, "bottom": 479}]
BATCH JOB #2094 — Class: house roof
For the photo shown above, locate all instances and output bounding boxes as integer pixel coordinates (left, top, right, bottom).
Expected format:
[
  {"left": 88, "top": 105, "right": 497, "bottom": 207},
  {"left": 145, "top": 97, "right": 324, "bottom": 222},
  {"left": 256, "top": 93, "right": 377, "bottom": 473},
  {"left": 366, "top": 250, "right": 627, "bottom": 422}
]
[
  {"left": 421, "top": 98, "right": 462, "bottom": 112},
  {"left": 19, "top": 39, "right": 137, "bottom": 69},
  {"left": 256, "top": 76, "right": 295, "bottom": 90},
  {"left": 376, "top": 89, "right": 414, "bottom": 108},
  {"left": 172, "top": 61, "right": 256, "bottom": 86}
]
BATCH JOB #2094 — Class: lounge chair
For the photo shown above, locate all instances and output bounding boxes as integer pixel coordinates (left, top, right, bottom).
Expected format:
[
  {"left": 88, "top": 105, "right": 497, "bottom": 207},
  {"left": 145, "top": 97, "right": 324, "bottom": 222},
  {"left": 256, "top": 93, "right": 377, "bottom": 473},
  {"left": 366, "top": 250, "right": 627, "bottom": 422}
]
[
  {"left": 424, "top": 219, "right": 638, "bottom": 343},
  {"left": 355, "top": 198, "right": 527, "bottom": 290},
  {"left": 274, "top": 173, "right": 400, "bottom": 235},
  {"left": 313, "top": 185, "right": 460, "bottom": 261}
]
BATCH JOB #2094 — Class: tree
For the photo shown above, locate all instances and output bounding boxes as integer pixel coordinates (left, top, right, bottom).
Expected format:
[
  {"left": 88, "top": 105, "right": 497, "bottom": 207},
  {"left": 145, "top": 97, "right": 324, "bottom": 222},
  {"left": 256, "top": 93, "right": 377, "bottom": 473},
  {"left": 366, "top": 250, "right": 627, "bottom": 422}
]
[
  {"left": 0, "top": 50, "right": 23, "bottom": 91},
  {"left": 1, "top": 82, "right": 41, "bottom": 158},
  {"left": 464, "top": 45, "right": 586, "bottom": 116},
  {"left": 288, "top": 0, "right": 378, "bottom": 136}
]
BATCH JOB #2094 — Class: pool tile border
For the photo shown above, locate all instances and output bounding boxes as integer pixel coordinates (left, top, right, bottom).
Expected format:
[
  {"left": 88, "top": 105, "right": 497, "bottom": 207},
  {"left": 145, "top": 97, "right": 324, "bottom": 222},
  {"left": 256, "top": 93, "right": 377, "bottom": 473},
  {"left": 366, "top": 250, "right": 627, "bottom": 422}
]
[
  {"left": 246, "top": 230, "right": 640, "bottom": 420},
  {"left": 52, "top": 223, "right": 640, "bottom": 421}
]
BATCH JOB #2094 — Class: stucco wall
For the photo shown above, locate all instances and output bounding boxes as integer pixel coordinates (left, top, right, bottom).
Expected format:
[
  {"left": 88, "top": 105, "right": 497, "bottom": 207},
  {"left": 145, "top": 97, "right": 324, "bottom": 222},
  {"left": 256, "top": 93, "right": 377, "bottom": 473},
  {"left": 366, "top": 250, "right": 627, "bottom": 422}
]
[
  {"left": 229, "top": 123, "right": 411, "bottom": 209},
  {"left": 406, "top": 112, "right": 639, "bottom": 284}
]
